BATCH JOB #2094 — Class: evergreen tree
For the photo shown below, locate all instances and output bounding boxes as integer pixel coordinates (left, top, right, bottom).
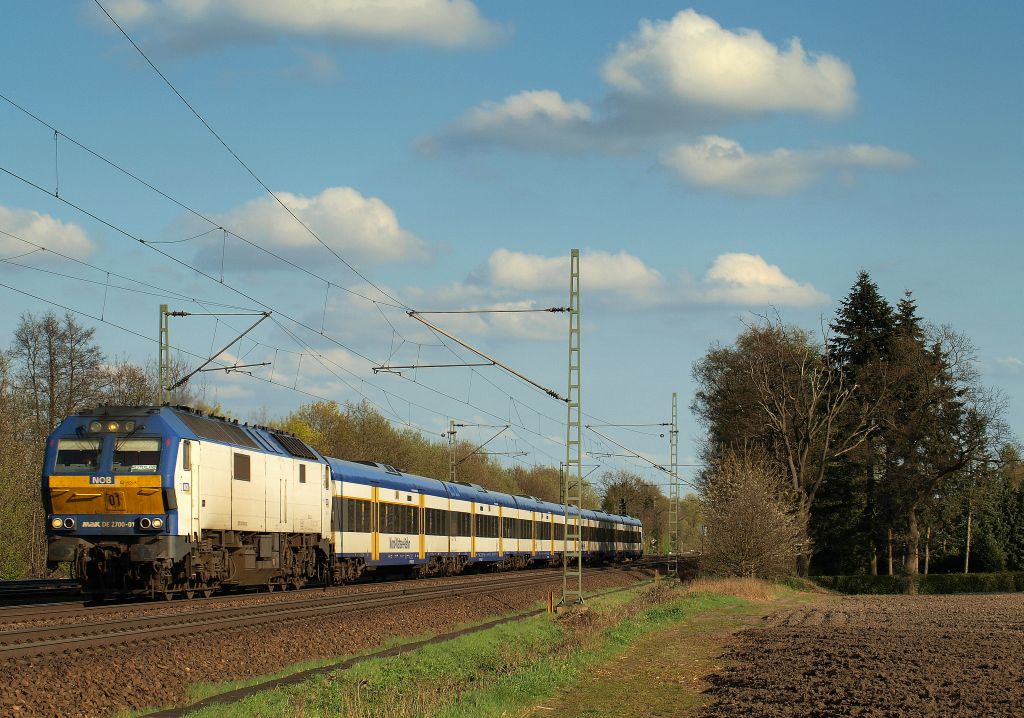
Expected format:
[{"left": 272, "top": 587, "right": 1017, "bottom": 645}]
[
  {"left": 895, "top": 290, "right": 925, "bottom": 342},
  {"left": 829, "top": 270, "right": 896, "bottom": 370},
  {"left": 812, "top": 271, "right": 896, "bottom": 574}
]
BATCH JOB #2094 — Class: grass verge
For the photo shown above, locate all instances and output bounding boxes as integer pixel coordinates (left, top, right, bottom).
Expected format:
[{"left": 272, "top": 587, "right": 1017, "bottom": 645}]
[{"left": 175, "top": 579, "right": 795, "bottom": 718}]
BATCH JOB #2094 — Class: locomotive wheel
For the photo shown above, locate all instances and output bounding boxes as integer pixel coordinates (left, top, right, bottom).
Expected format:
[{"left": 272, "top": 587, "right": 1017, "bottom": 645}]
[
  {"left": 202, "top": 588, "right": 214, "bottom": 599},
  {"left": 184, "top": 590, "right": 196, "bottom": 600},
  {"left": 160, "top": 591, "right": 175, "bottom": 601}
]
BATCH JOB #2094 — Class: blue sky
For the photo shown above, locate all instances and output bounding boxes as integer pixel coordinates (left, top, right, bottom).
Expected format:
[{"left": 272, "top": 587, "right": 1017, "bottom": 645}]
[{"left": 1, "top": 2, "right": 1021, "bottom": 487}]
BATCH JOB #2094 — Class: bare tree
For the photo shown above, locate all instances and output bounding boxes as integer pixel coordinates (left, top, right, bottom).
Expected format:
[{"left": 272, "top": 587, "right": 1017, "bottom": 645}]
[
  {"left": 12, "top": 311, "right": 106, "bottom": 435},
  {"left": 104, "top": 358, "right": 155, "bottom": 405},
  {"left": 745, "top": 318, "right": 881, "bottom": 574}
]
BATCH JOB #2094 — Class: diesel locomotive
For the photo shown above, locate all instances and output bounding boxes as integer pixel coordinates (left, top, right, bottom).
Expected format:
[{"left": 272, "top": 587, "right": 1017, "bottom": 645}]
[{"left": 44, "top": 405, "right": 643, "bottom": 599}]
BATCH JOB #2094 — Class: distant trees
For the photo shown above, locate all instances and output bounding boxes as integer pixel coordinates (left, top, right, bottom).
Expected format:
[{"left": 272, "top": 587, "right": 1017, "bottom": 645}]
[
  {"left": 0, "top": 311, "right": 675, "bottom": 577},
  {"left": 598, "top": 469, "right": 701, "bottom": 553},
  {"left": 693, "top": 271, "right": 1017, "bottom": 577},
  {"left": 276, "top": 399, "right": 552, "bottom": 499},
  {"left": 3, "top": 312, "right": 108, "bottom": 576}
]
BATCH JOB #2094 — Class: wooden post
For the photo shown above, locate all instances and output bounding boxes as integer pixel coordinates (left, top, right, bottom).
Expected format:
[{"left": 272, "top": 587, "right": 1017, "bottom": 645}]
[
  {"left": 924, "top": 527, "right": 931, "bottom": 576},
  {"left": 887, "top": 528, "right": 894, "bottom": 576},
  {"left": 964, "top": 510, "right": 972, "bottom": 574}
]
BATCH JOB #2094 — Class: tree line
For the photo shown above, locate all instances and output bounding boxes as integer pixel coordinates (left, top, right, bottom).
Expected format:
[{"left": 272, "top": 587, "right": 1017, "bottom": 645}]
[
  {"left": 1, "top": 311, "right": 698, "bottom": 578},
  {"left": 693, "top": 271, "right": 1024, "bottom": 577}
]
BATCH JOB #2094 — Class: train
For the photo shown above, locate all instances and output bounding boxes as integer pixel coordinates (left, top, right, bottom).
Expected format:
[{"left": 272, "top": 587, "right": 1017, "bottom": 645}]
[{"left": 43, "top": 405, "right": 644, "bottom": 599}]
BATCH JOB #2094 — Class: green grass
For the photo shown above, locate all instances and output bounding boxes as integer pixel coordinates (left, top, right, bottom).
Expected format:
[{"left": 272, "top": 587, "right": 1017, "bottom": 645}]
[{"left": 177, "top": 583, "right": 748, "bottom": 718}]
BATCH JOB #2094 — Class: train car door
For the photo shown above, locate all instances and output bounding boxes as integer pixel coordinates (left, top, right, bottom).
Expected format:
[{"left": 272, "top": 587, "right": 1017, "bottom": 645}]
[
  {"left": 498, "top": 505, "right": 503, "bottom": 557},
  {"left": 418, "top": 494, "right": 425, "bottom": 560},
  {"left": 371, "top": 484, "right": 380, "bottom": 562},
  {"left": 186, "top": 440, "right": 200, "bottom": 542},
  {"left": 279, "top": 463, "right": 287, "bottom": 526}
]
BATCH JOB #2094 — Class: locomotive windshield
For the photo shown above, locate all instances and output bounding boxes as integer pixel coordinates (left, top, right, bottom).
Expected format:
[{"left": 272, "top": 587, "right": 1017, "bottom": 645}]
[
  {"left": 55, "top": 438, "right": 101, "bottom": 472},
  {"left": 113, "top": 438, "right": 161, "bottom": 472}
]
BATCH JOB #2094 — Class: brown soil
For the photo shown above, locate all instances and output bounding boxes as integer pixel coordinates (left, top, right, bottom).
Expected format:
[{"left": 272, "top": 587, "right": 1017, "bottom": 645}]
[{"left": 700, "top": 593, "right": 1024, "bottom": 717}]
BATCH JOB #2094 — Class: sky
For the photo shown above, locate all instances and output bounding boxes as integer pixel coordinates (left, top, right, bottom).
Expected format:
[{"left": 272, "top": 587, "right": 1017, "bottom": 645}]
[{"left": 1, "top": 2, "right": 1021, "bottom": 490}]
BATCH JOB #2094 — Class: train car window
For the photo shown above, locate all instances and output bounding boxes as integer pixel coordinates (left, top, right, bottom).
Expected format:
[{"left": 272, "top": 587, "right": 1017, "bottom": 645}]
[
  {"left": 233, "top": 452, "right": 251, "bottom": 481},
  {"left": 299, "top": 465, "right": 306, "bottom": 484},
  {"left": 55, "top": 438, "right": 101, "bottom": 472},
  {"left": 425, "top": 508, "right": 446, "bottom": 535},
  {"left": 380, "top": 503, "right": 394, "bottom": 533},
  {"left": 182, "top": 440, "right": 191, "bottom": 471},
  {"left": 449, "top": 511, "right": 471, "bottom": 537},
  {"left": 380, "top": 504, "right": 417, "bottom": 534},
  {"left": 339, "top": 498, "right": 372, "bottom": 532},
  {"left": 537, "top": 520, "right": 550, "bottom": 541},
  {"left": 477, "top": 514, "right": 499, "bottom": 538},
  {"left": 113, "top": 438, "right": 161, "bottom": 473}
]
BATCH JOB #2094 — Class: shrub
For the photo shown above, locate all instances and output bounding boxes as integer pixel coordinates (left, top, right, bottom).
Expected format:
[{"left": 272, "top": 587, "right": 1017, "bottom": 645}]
[
  {"left": 700, "top": 449, "right": 803, "bottom": 579},
  {"left": 812, "top": 571, "right": 1024, "bottom": 594}
]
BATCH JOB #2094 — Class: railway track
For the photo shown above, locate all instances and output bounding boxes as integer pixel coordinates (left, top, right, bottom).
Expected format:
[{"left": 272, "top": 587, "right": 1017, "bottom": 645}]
[
  {"left": 0, "top": 566, "right": 560, "bottom": 622},
  {"left": 0, "top": 579, "right": 81, "bottom": 606},
  {"left": 0, "top": 567, "right": 626, "bottom": 660}
]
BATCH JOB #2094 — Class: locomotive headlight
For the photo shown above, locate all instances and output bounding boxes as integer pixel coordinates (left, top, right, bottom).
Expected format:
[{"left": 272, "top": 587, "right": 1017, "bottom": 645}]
[
  {"left": 106, "top": 421, "right": 120, "bottom": 432},
  {"left": 139, "top": 517, "right": 152, "bottom": 529},
  {"left": 88, "top": 420, "right": 102, "bottom": 433},
  {"left": 51, "top": 518, "right": 63, "bottom": 529},
  {"left": 63, "top": 518, "right": 75, "bottom": 529},
  {"left": 123, "top": 420, "right": 136, "bottom": 432},
  {"left": 151, "top": 517, "right": 164, "bottom": 529}
]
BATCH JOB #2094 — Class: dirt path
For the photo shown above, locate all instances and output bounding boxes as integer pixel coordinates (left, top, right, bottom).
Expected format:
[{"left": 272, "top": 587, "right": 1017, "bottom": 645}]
[{"left": 520, "top": 590, "right": 820, "bottom": 718}]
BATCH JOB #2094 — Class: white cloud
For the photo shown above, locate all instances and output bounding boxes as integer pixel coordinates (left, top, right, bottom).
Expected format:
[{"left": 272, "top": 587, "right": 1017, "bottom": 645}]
[
  {"left": 699, "top": 253, "right": 827, "bottom": 306},
  {"left": 424, "top": 9, "right": 873, "bottom": 159},
  {"left": 662, "top": 136, "right": 915, "bottom": 195},
  {"left": 207, "top": 187, "right": 427, "bottom": 267},
  {"left": 0, "top": 206, "right": 94, "bottom": 258},
  {"left": 602, "top": 9, "right": 855, "bottom": 116},
  {"left": 466, "top": 91, "right": 593, "bottom": 128},
  {"left": 420, "top": 90, "right": 595, "bottom": 155},
  {"left": 101, "top": 0, "right": 507, "bottom": 51},
  {"left": 485, "top": 248, "right": 663, "bottom": 298},
  {"left": 404, "top": 249, "right": 825, "bottom": 344}
]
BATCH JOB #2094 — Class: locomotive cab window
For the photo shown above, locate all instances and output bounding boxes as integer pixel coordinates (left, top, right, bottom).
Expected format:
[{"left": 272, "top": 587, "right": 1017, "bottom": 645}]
[
  {"left": 233, "top": 452, "right": 251, "bottom": 481},
  {"left": 55, "top": 438, "right": 101, "bottom": 472},
  {"left": 113, "top": 438, "right": 161, "bottom": 473}
]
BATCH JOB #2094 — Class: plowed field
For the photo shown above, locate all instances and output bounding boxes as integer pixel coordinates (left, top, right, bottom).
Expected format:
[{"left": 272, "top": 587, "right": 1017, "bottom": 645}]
[{"left": 700, "top": 593, "right": 1024, "bottom": 717}]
